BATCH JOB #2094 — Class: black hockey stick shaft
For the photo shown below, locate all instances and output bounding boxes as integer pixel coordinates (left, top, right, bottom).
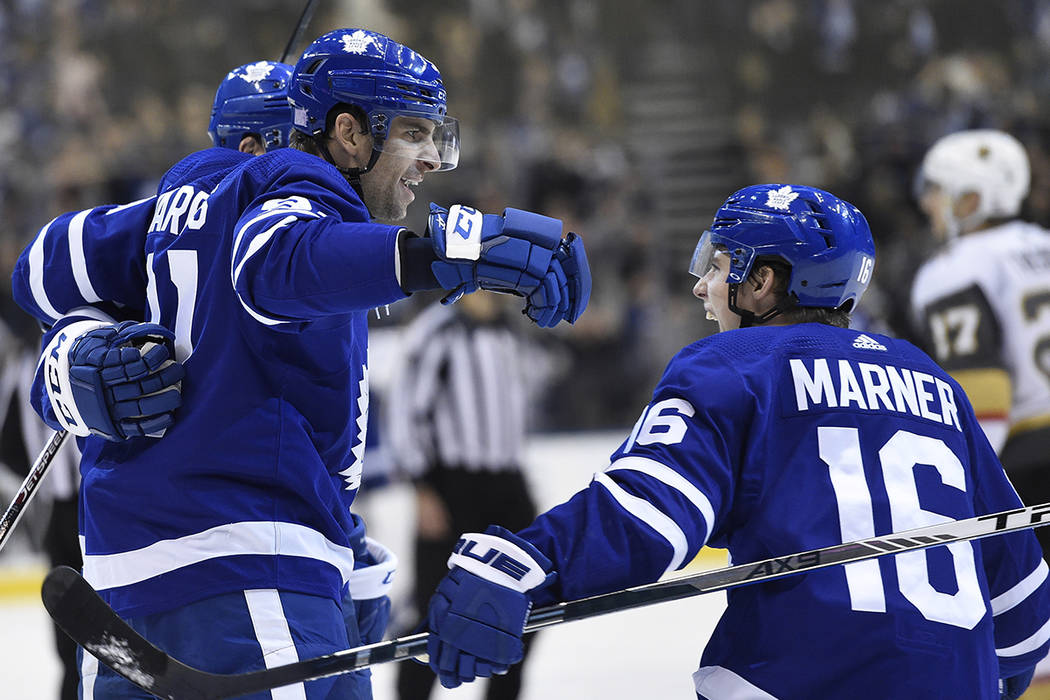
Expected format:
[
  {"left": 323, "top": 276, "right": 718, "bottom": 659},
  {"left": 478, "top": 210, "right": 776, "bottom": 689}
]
[
  {"left": 279, "top": 0, "right": 321, "bottom": 64},
  {"left": 0, "top": 429, "right": 69, "bottom": 552},
  {"left": 41, "top": 501, "right": 1050, "bottom": 700}
]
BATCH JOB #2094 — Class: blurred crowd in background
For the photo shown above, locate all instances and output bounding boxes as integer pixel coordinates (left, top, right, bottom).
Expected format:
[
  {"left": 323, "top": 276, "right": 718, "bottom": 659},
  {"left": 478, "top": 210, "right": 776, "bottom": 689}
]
[{"left": 3, "top": 0, "right": 1050, "bottom": 434}]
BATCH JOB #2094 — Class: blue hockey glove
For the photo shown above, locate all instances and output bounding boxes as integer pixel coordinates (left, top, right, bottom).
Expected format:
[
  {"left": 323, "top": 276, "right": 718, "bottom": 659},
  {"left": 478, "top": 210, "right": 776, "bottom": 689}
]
[
  {"left": 345, "top": 536, "right": 397, "bottom": 645},
  {"left": 1001, "top": 668, "right": 1035, "bottom": 700},
  {"left": 42, "top": 320, "right": 184, "bottom": 441},
  {"left": 524, "top": 231, "right": 591, "bottom": 327},
  {"left": 425, "top": 525, "right": 555, "bottom": 689},
  {"left": 427, "top": 203, "right": 561, "bottom": 305}
]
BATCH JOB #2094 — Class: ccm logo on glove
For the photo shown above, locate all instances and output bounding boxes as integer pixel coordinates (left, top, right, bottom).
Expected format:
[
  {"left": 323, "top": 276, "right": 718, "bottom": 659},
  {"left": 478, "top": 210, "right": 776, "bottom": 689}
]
[
  {"left": 443, "top": 204, "right": 483, "bottom": 261},
  {"left": 45, "top": 330, "right": 80, "bottom": 428}
]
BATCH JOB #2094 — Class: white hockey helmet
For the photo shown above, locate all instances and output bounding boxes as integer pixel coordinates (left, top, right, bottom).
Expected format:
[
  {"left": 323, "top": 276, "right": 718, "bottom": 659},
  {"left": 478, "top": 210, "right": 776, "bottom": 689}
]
[{"left": 916, "top": 129, "right": 1030, "bottom": 235}]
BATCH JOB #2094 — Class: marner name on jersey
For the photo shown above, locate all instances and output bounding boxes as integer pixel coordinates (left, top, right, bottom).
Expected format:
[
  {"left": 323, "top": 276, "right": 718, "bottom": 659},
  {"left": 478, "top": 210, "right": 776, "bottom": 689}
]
[{"left": 789, "top": 357, "right": 962, "bottom": 431}]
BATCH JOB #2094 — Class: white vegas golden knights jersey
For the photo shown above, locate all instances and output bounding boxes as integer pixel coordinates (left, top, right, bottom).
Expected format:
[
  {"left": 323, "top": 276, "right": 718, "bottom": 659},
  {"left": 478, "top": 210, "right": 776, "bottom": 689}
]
[{"left": 910, "top": 220, "right": 1050, "bottom": 451}]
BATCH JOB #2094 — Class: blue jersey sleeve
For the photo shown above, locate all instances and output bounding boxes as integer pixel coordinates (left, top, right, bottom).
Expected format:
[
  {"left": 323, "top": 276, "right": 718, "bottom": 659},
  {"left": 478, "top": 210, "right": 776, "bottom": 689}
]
[
  {"left": 519, "top": 342, "right": 745, "bottom": 605},
  {"left": 965, "top": 408, "right": 1050, "bottom": 677},
  {"left": 225, "top": 151, "right": 408, "bottom": 324},
  {"left": 12, "top": 200, "right": 155, "bottom": 326}
]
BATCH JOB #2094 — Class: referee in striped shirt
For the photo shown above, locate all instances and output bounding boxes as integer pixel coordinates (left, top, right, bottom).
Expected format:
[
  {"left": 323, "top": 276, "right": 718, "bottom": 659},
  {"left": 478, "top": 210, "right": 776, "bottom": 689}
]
[{"left": 387, "top": 291, "right": 544, "bottom": 700}]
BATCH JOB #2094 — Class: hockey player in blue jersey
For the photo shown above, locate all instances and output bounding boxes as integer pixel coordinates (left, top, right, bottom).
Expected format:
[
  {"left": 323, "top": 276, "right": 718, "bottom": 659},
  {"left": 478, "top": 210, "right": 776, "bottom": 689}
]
[
  {"left": 13, "top": 27, "right": 589, "bottom": 700},
  {"left": 422, "top": 184, "right": 1050, "bottom": 699},
  {"left": 10, "top": 58, "right": 288, "bottom": 700}
]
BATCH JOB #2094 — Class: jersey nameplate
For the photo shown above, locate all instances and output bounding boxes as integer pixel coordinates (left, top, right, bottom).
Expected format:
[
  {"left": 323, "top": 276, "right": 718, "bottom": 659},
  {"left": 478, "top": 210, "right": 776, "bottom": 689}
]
[
  {"left": 789, "top": 357, "right": 962, "bottom": 431},
  {"left": 148, "top": 185, "right": 209, "bottom": 236}
]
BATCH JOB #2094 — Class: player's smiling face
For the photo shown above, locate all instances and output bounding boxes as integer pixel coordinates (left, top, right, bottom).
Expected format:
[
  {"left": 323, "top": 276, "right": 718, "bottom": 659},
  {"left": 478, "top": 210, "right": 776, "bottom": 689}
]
[
  {"left": 360, "top": 116, "right": 440, "bottom": 222},
  {"left": 692, "top": 249, "right": 741, "bottom": 332}
]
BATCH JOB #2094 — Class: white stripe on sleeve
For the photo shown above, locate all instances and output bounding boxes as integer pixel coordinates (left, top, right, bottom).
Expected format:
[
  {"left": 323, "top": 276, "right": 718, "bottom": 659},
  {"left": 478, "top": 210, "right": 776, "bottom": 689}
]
[
  {"left": 28, "top": 217, "right": 63, "bottom": 321},
  {"left": 230, "top": 209, "right": 320, "bottom": 283},
  {"left": 992, "top": 559, "right": 1049, "bottom": 616},
  {"left": 606, "top": 456, "right": 716, "bottom": 547},
  {"left": 997, "top": 616, "right": 1050, "bottom": 657},
  {"left": 231, "top": 214, "right": 308, "bottom": 326},
  {"left": 594, "top": 472, "right": 688, "bottom": 576},
  {"left": 68, "top": 209, "right": 102, "bottom": 303},
  {"left": 232, "top": 215, "right": 298, "bottom": 288}
]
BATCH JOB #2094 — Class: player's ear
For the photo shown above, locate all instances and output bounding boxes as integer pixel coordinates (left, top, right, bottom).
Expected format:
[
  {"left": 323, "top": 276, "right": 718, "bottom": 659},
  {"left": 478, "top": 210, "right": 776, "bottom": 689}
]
[
  {"left": 238, "top": 135, "right": 265, "bottom": 156},
  {"left": 331, "top": 112, "right": 371, "bottom": 168},
  {"left": 752, "top": 264, "right": 777, "bottom": 298}
]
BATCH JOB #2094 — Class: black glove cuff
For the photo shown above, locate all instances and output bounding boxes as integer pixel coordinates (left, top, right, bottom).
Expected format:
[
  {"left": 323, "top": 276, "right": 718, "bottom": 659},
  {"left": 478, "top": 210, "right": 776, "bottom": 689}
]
[{"left": 398, "top": 232, "right": 442, "bottom": 293}]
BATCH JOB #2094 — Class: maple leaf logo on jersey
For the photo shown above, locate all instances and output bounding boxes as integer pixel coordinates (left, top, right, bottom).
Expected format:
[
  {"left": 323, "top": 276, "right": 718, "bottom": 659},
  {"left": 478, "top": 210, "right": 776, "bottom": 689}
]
[
  {"left": 341, "top": 30, "right": 380, "bottom": 55},
  {"left": 238, "top": 61, "right": 274, "bottom": 83},
  {"left": 765, "top": 185, "right": 799, "bottom": 211}
]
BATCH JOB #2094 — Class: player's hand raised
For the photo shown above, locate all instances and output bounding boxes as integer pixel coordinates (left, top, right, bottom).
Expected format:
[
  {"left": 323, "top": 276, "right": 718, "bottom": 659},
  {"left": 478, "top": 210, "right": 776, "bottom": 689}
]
[
  {"left": 524, "top": 231, "right": 591, "bottom": 327},
  {"left": 426, "top": 203, "right": 590, "bottom": 326}
]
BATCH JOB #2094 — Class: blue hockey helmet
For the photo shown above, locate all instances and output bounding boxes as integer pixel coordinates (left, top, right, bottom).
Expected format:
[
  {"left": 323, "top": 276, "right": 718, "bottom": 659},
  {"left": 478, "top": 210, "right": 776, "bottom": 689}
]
[
  {"left": 208, "top": 61, "right": 294, "bottom": 151},
  {"left": 288, "top": 28, "right": 459, "bottom": 171},
  {"left": 690, "top": 184, "right": 875, "bottom": 314}
]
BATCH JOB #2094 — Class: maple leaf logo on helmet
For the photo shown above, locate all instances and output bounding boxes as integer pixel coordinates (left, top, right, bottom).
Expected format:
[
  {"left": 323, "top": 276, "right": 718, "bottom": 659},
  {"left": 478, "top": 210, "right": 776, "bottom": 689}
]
[
  {"left": 765, "top": 185, "right": 799, "bottom": 211},
  {"left": 342, "top": 29, "right": 381, "bottom": 55},
  {"left": 239, "top": 61, "right": 275, "bottom": 83}
]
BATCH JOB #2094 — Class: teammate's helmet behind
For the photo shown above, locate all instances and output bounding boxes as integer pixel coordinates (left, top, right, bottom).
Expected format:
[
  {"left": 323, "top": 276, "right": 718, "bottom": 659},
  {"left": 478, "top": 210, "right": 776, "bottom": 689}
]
[
  {"left": 690, "top": 184, "right": 875, "bottom": 311},
  {"left": 209, "top": 61, "right": 294, "bottom": 151},
  {"left": 289, "top": 28, "right": 459, "bottom": 171},
  {"left": 916, "top": 129, "right": 1030, "bottom": 223}
]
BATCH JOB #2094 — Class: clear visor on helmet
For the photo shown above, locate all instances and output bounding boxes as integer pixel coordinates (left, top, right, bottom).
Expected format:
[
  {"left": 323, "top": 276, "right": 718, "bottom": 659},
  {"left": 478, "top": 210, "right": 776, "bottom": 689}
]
[
  {"left": 688, "top": 230, "right": 755, "bottom": 284},
  {"left": 375, "top": 113, "right": 460, "bottom": 172}
]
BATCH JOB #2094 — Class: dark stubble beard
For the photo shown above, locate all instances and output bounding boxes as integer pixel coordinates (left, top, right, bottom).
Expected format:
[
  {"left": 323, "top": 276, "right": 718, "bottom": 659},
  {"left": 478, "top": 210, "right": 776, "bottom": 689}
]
[{"left": 360, "top": 169, "right": 408, "bottom": 224}]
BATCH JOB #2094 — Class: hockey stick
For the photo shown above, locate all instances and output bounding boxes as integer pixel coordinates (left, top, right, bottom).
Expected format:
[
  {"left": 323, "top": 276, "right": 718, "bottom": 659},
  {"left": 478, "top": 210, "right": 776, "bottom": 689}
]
[
  {"left": 42, "top": 501, "right": 1050, "bottom": 700},
  {"left": 0, "top": 429, "right": 69, "bottom": 553},
  {"left": 279, "top": 0, "right": 321, "bottom": 64}
]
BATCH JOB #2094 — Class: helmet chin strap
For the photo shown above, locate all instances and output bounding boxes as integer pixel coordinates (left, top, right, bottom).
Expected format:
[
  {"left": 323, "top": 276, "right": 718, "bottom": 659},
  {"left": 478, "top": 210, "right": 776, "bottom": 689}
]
[
  {"left": 312, "top": 134, "right": 381, "bottom": 200},
  {"left": 728, "top": 283, "right": 788, "bottom": 329}
]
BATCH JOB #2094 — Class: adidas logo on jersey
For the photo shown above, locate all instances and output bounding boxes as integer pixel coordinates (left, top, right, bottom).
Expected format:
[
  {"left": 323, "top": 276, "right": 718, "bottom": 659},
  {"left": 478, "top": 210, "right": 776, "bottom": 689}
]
[{"left": 852, "top": 334, "right": 887, "bottom": 351}]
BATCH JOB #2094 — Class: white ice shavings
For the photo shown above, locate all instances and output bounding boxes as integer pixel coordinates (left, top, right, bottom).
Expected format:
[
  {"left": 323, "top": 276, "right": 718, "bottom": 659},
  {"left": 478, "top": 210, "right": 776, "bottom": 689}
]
[
  {"left": 237, "top": 61, "right": 275, "bottom": 84},
  {"left": 765, "top": 185, "right": 799, "bottom": 211},
  {"left": 341, "top": 30, "right": 380, "bottom": 55},
  {"left": 339, "top": 365, "right": 368, "bottom": 491},
  {"left": 87, "top": 632, "right": 155, "bottom": 688}
]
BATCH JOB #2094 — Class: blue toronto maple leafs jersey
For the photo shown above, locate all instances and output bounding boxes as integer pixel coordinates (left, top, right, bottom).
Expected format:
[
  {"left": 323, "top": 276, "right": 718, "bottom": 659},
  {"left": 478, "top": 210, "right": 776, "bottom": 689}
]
[
  {"left": 14, "top": 147, "right": 250, "bottom": 428},
  {"left": 12, "top": 147, "right": 405, "bottom": 617},
  {"left": 13, "top": 147, "right": 249, "bottom": 336},
  {"left": 519, "top": 324, "right": 1050, "bottom": 698}
]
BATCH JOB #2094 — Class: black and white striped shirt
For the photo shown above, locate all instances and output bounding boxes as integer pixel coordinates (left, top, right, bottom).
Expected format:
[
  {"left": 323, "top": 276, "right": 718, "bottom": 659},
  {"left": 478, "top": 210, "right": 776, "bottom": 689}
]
[{"left": 385, "top": 303, "right": 535, "bottom": 478}]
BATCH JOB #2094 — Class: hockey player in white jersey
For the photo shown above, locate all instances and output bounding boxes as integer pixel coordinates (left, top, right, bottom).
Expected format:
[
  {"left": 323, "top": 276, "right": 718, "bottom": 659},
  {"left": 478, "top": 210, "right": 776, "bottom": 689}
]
[
  {"left": 13, "top": 29, "right": 590, "bottom": 700},
  {"left": 421, "top": 184, "right": 1050, "bottom": 699},
  {"left": 911, "top": 129, "right": 1050, "bottom": 559}
]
